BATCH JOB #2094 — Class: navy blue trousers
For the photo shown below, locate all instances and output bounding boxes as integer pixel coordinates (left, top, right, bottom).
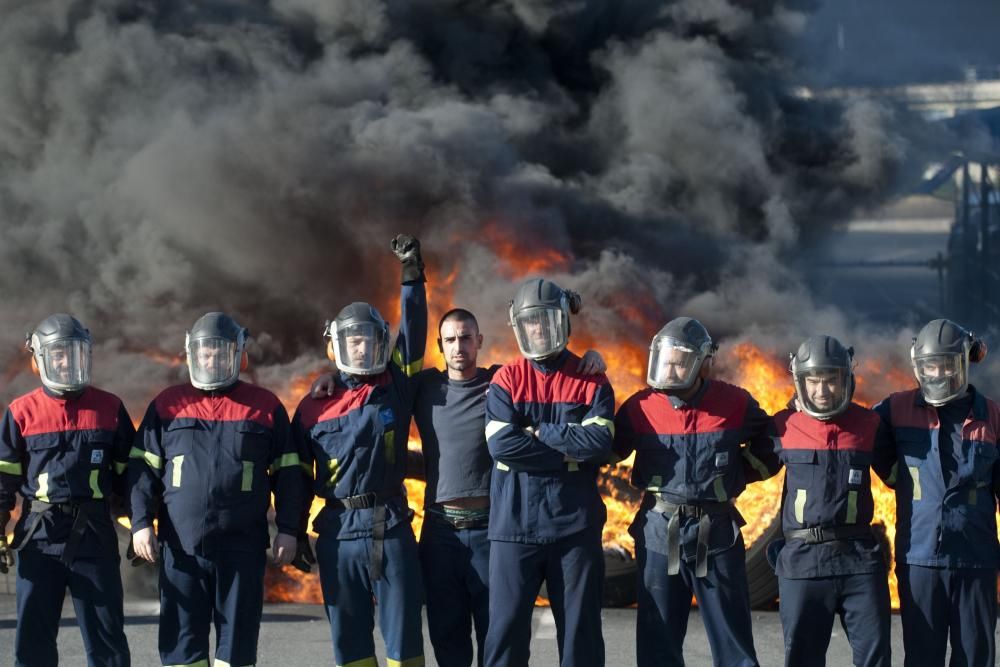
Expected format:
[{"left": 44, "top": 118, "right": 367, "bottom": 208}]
[
  {"left": 316, "top": 522, "right": 424, "bottom": 667},
  {"left": 897, "top": 564, "right": 998, "bottom": 667},
  {"left": 778, "top": 571, "right": 891, "bottom": 667},
  {"left": 637, "top": 538, "right": 758, "bottom": 667},
  {"left": 484, "top": 527, "right": 605, "bottom": 667},
  {"left": 419, "top": 513, "right": 490, "bottom": 667},
  {"left": 158, "top": 546, "right": 265, "bottom": 667},
  {"left": 15, "top": 548, "right": 129, "bottom": 667}
]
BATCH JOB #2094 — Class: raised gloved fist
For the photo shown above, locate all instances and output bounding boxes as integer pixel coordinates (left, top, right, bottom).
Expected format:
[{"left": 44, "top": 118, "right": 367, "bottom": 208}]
[
  {"left": 290, "top": 535, "right": 317, "bottom": 573},
  {"left": 391, "top": 234, "right": 425, "bottom": 283},
  {"left": 391, "top": 235, "right": 421, "bottom": 263}
]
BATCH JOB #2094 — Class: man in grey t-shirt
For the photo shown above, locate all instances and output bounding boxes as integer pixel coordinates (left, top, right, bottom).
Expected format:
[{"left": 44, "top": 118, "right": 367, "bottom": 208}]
[{"left": 314, "top": 308, "right": 604, "bottom": 667}]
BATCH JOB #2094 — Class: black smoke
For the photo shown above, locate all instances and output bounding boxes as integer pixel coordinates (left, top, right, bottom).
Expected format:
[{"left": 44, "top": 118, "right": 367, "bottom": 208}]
[{"left": 0, "top": 0, "right": 928, "bottom": 411}]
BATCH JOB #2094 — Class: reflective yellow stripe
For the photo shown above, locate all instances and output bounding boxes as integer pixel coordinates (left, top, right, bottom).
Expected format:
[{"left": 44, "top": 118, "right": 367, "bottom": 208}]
[
  {"left": 213, "top": 659, "right": 253, "bottom": 667},
  {"left": 485, "top": 420, "right": 509, "bottom": 441},
  {"left": 741, "top": 449, "right": 772, "bottom": 480},
  {"left": 384, "top": 431, "right": 396, "bottom": 465},
  {"left": 269, "top": 452, "right": 301, "bottom": 474},
  {"left": 496, "top": 461, "right": 510, "bottom": 472},
  {"left": 713, "top": 477, "right": 727, "bottom": 502},
  {"left": 909, "top": 466, "right": 921, "bottom": 500},
  {"left": 130, "top": 446, "right": 163, "bottom": 470},
  {"left": 89, "top": 469, "right": 103, "bottom": 499},
  {"left": 36, "top": 472, "right": 50, "bottom": 502},
  {"left": 341, "top": 657, "right": 378, "bottom": 667},
  {"left": 242, "top": 461, "right": 253, "bottom": 491},
  {"left": 300, "top": 461, "right": 313, "bottom": 476},
  {"left": 113, "top": 461, "right": 128, "bottom": 474},
  {"left": 649, "top": 475, "right": 663, "bottom": 489},
  {"left": 0, "top": 460, "right": 22, "bottom": 475},
  {"left": 163, "top": 660, "right": 210, "bottom": 667},
  {"left": 566, "top": 461, "right": 579, "bottom": 472},
  {"left": 172, "top": 455, "right": 184, "bottom": 487},
  {"left": 794, "top": 489, "right": 806, "bottom": 524},
  {"left": 581, "top": 415, "right": 615, "bottom": 437},
  {"left": 969, "top": 488, "right": 978, "bottom": 504},
  {"left": 387, "top": 657, "right": 425, "bottom": 667},
  {"left": 392, "top": 348, "right": 424, "bottom": 377},
  {"left": 846, "top": 490, "right": 858, "bottom": 524},
  {"left": 326, "top": 458, "right": 340, "bottom": 486},
  {"left": 886, "top": 462, "right": 898, "bottom": 487}
]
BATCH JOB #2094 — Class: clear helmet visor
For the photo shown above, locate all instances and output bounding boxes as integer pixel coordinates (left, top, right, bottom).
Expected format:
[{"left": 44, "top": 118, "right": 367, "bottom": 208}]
[
  {"left": 913, "top": 353, "right": 967, "bottom": 405},
  {"left": 647, "top": 337, "right": 704, "bottom": 390},
  {"left": 335, "top": 322, "right": 390, "bottom": 375},
  {"left": 793, "top": 367, "right": 852, "bottom": 419},
  {"left": 187, "top": 337, "right": 239, "bottom": 390},
  {"left": 512, "top": 307, "right": 567, "bottom": 360},
  {"left": 39, "top": 339, "right": 91, "bottom": 392}
]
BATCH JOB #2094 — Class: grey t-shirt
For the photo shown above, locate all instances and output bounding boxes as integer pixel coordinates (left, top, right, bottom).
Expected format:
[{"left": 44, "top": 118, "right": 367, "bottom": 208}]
[{"left": 414, "top": 366, "right": 498, "bottom": 506}]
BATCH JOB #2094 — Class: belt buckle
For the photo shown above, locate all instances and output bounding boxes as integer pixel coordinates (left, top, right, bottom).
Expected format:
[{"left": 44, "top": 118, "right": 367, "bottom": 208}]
[{"left": 807, "top": 527, "right": 824, "bottom": 543}]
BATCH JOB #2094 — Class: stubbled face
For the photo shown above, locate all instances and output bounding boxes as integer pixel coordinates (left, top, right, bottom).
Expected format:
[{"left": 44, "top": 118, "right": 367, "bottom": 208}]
[
  {"left": 804, "top": 371, "right": 844, "bottom": 410},
  {"left": 523, "top": 314, "right": 550, "bottom": 350},
  {"left": 440, "top": 318, "right": 482, "bottom": 372},
  {"left": 345, "top": 335, "right": 372, "bottom": 367},
  {"left": 658, "top": 347, "right": 693, "bottom": 385},
  {"left": 196, "top": 345, "right": 224, "bottom": 375},
  {"left": 47, "top": 344, "right": 72, "bottom": 382},
  {"left": 918, "top": 356, "right": 958, "bottom": 379}
]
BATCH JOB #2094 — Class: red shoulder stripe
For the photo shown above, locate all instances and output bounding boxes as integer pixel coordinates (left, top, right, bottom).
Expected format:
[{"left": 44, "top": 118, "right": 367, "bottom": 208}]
[
  {"left": 12, "top": 387, "right": 123, "bottom": 437},
  {"left": 495, "top": 356, "right": 604, "bottom": 407},
  {"left": 154, "top": 382, "right": 278, "bottom": 428},
  {"left": 889, "top": 390, "right": 938, "bottom": 430},
  {"left": 295, "top": 384, "right": 376, "bottom": 429}
]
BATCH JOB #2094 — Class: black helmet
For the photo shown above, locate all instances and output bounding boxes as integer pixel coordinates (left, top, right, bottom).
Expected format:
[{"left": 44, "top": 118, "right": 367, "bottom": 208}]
[
  {"left": 646, "top": 317, "right": 717, "bottom": 391},
  {"left": 790, "top": 335, "right": 854, "bottom": 419},
  {"left": 26, "top": 314, "right": 92, "bottom": 394},
  {"left": 185, "top": 312, "right": 248, "bottom": 391},
  {"left": 508, "top": 278, "right": 581, "bottom": 360},
  {"left": 910, "top": 319, "right": 986, "bottom": 405},
  {"left": 325, "top": 302, "right": 391, "bottom": 375}
]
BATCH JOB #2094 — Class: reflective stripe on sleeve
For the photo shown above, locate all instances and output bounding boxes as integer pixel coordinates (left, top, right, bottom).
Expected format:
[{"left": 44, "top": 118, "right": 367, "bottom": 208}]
[
  {"left": 713, "top": 477, "right": 727, "bottom": 502},
  {"left": 485, "top": 420, "right": 509, "bottom": 441},
  {"left": 391, "top": 348, "right": 423, "bottom": 377},
  {"left": 36, "top": 472, "right": 50, "bottom": 502},
  {"left": 909, "top": 466, "right": 921, "bottom": 500},
  {"left": 384, "top": 431, "right": 396, "bottom": 465},
  {"left": 242, "top": 461, "right": 254, "bottom": 491},
  {"left": 129, "top": 446, "right": 163, "bottom": 470},
  {"left": 793, "top": 488, "right": 807, "bottom": 524},
  {"left": 581, "top": 415, "right": 615, "bottom": 437},
  {"left": 0, "top": 460, "right": 22, "bottom": 476},
  {"left": 496, "top": 461, "right": 510, "bottom": 472},
  {"left": 89, "top": 469, "right": 103, "bottom": 499},
  {"left": 885, "top": 462, "right": 898, "bottom": 487},
  {"left": 113, "top": 461, "right": 128, "bottom": 475},
  {"left": 741, "top": 449, "right": 772, "bottom": 480},
  {"left": 845, "top": 489, "right": 858, "bottom": 524},
  {"left": 269, "top": 452, "right": 301, "bottom": 474}
]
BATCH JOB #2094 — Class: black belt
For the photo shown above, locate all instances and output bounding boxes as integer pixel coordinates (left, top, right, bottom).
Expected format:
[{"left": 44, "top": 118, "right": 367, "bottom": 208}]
[
  {"left": 428, "top": 506, "right": 490, "bottom": 530},
  {"left": 11, "top": 499, "right": 108, "bottom": 565},
  {"left": 328, "top": 490, "right": 401, "bottom": 580},
  {"left": 651, "top": 496, "right": 735, "bottom": 579},
  {"left": 784, "top": 524, "right": 873, "bottom": 544}
]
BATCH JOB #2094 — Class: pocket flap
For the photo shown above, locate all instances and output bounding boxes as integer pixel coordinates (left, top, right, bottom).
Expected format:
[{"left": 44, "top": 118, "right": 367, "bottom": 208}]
[{"left": 782, "top": 448, "right": 817, "bottom": 464}]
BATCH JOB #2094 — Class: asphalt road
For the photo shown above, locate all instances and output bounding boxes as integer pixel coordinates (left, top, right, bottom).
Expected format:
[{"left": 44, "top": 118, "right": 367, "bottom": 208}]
[{"left": 0, "top": 592, "right": 944, "bottom": 667}]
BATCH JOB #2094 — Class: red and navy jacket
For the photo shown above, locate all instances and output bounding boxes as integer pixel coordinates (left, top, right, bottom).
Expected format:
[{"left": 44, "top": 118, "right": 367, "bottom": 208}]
[
  {"left": 293, "top": 281, "right": 427, "bottom": 540},
  {"left": 0, "top": 386, "right": 134, "bottom": 557},
  {"left": 129, "top": 381, "right": 306, "bottom": 555},
  {"left": 873, "top": 386, "right": 1000, "bottom": 568},
  {"left": 613, "top": 380, "right": 778, "bottom": 558},
  {"left": 484, "top": 350, "right": 615, "bottom": 544},
  {"left": 773, "top": 403, "right": 889, "bottom": 578}
]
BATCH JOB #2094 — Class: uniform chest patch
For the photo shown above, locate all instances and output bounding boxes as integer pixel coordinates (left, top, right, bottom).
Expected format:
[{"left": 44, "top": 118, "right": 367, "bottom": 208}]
[
  {"left": 379, "top": 407, "right": 395, "bottom": 426},
  {"left": 715, "top": 452, "right": 729, "bottom": 467},
  {"left": 91, "top": 449, "right": 105, "bottom": 464},
  {"left": 848, "top": 468, "right": 863, "bottom": 485}
]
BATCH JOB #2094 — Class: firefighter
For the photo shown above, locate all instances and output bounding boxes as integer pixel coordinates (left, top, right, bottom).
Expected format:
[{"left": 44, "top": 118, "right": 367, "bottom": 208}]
[
  {"left": 483, "top": 278, "right": 615, "bottom": 667},
  {"left": 292, "top": 235, "right": 427, "bottom": 667},
  {"left": 310, "top": 305, "right": 606, "bottom": 667},
  {"left": 771, "top": 335, "right": 892, "bottom": 667},
  {"left": 613, "top": 317, "right": 779, "bottom": 667},
  {"left": 873, "top": 319, "right": 999, "bottom": 667},
  {"left": 0, "top": 314, "right": 132, "bottom": 667},
  {"left": 129, "top": 312, "right": 309, "bottom": 667}
]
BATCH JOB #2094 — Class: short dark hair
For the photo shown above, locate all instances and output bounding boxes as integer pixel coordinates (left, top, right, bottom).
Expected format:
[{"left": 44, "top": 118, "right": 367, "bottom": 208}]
[{"left": 438, "top": 308, "right": 479, "bottom": 337}]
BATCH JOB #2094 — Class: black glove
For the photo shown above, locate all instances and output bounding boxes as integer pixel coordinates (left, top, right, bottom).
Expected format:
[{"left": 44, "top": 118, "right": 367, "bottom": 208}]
[
  {"left": 125, "top": 538, "right": 145, "bottom": 567},
  {"left": 391, "top": 234, "right": 424, "bottom": 284},
  {"left": 0, "top": 510, "right": 14, "bottom": 574},
  {"left": 290, "top": 535, "right": 316, "bottom": 573}
]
